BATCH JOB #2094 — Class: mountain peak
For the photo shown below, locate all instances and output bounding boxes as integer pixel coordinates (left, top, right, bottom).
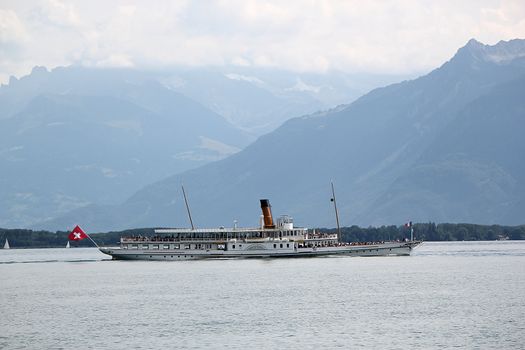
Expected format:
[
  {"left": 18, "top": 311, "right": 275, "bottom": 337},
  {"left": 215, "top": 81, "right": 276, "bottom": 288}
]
[
  {"left": 465, "top": 38, "right": 484, "bottom": 48},
  {"left": 455, "top": 38, "right": 525, "bottom": 65},
  {"left": 30, "top": 66, "right": 48, "bottom": 75}
]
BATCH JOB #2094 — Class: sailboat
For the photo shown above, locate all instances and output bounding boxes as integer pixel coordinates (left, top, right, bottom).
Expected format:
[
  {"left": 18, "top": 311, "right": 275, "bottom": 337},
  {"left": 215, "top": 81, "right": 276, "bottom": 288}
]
[
  {"left": 66, "top": 241, "right": 70, "bottom": 248},
  {"left": 3, "top": 238, "right": 10, "bottom": 249}
]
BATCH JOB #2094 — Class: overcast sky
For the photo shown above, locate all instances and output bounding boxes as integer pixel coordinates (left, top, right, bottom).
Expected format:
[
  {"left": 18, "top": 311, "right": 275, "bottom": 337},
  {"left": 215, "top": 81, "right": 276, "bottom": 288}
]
[{"left": 1, "top": 0, "right": 524, "bottom": 84}]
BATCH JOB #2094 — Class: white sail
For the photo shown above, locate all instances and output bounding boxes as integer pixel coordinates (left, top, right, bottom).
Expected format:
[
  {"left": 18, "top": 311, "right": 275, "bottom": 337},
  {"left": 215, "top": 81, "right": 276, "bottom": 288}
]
[
  {"left": 66, "top": 241, "right": 70, "bottom": 248},
  {"left": 3, "top": 239, "right": 9, "bottom": 249}
]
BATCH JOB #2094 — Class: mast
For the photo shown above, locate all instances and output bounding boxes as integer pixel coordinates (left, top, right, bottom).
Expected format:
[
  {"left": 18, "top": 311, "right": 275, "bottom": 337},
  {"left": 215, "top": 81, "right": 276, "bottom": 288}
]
[
  {"left": 330, "top": 181, "right": 341, "bottom": 242},
  {"left": 181, "top": 184, "right": 195, "bottom": 230}
]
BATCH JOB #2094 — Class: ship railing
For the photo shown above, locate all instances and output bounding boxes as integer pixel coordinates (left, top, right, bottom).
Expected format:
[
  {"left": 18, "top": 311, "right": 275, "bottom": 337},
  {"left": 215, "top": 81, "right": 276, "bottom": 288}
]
[
  {"left": 122, "top": 237, "right": 226, "bottom": 243},
  {"left": 154, "top": 227, "right": 308, "bottom": 234}
]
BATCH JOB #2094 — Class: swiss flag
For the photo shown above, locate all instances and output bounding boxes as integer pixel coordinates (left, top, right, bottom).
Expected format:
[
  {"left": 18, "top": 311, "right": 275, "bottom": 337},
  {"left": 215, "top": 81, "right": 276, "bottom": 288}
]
[{"left": 68, "top": 225, "right": 88, "bottom": 241}]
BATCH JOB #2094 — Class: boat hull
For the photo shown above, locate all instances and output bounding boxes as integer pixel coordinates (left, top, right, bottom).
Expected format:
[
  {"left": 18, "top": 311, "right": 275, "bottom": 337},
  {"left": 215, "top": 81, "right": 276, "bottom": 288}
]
[{"left": 99, "top": 241, "right": 421, "bottom": 261}]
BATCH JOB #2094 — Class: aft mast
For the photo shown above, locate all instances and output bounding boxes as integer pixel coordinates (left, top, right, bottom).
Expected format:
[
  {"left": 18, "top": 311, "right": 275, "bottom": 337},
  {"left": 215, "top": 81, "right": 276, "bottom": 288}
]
[
  {"left": 330, "top": 181, "right": 341, "bottom": 243},
  {"left": 182, "top": 184, "right": 195, "bottom": 230}
]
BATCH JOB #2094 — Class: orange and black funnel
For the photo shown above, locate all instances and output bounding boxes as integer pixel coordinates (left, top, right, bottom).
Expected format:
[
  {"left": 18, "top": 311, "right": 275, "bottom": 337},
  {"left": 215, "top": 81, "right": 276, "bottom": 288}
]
[{"left": 260, "top": 199, "right": 275, "bottom": 229}]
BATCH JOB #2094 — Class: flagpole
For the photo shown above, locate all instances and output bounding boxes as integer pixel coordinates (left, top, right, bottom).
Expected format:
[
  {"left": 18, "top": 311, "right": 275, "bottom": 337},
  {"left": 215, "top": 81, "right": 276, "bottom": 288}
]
[{"left": 85, "top": 233, "right": 100, "bottom": 248}]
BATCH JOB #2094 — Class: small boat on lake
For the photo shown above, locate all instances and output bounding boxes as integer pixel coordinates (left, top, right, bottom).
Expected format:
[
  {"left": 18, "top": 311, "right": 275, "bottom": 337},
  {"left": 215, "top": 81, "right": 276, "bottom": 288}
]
[
  {"left": 99, "top": 198, "right": 421, "bottom": 261},
  {"left": 3, "top": 238, "right": 10, "bottom": 249}
]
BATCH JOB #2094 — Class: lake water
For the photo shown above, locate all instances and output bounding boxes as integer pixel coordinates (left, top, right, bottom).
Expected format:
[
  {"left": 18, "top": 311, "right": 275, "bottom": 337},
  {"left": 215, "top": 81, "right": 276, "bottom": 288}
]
[{"left": 1, "top": 241, "right": 524, "bottom": 349}]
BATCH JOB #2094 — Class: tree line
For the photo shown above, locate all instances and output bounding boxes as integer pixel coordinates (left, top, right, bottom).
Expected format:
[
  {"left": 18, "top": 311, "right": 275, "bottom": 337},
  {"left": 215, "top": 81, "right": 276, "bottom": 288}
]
[
  {"left": 0, "top": 228, "right": 154, "bottom": 248},
  {"left": 331, "top": 223, "right": 525, "bottom": 242},
  {"left": 0, "top": 223, "right": 524, "bottom": 248}
]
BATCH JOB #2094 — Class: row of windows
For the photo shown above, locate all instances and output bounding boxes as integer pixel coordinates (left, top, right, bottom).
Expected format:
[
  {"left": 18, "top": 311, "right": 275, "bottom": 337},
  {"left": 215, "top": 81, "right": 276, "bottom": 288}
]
[
  {"left": 274, "top": 243, "right": 290, "bottom": 249},
  {"left": 230, "top": 243, "right": 291, "bottom": 249},
  {"left": 128, "top": 242, "right": 295, "bottom": 250},
  {"left": 126, "top": 244, "right": 214, "bottom": 250}
]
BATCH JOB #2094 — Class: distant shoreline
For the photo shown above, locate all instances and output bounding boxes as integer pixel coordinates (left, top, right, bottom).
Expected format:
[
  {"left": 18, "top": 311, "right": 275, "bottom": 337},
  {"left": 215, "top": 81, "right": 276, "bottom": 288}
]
[{"left": 1, "top": 223, "right": 523, "bottom": 249}]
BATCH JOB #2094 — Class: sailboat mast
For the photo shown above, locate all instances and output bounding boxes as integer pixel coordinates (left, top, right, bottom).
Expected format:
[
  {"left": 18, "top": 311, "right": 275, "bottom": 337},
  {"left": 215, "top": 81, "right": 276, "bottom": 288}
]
[
  {"left": 182, "top": 184, "right": 195, "bottom": 230},
  {"left": 331, "top": 181, "right": 341, "bottom": 242}
]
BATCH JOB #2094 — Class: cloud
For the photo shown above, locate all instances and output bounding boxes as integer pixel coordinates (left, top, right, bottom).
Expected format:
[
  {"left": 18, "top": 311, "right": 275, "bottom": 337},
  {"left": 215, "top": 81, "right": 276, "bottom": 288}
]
[
  {"left": 1, "top": 0, "right": 524, "bottom": 84},
  {"left": 0, "top": 9, "right": 27, "bottom": 43},
  {"left": 95, "top": 53, "right": 134, "bottom": 68},
  {"left": 39, "top": 0, "right": 82, "bottom": 28}
]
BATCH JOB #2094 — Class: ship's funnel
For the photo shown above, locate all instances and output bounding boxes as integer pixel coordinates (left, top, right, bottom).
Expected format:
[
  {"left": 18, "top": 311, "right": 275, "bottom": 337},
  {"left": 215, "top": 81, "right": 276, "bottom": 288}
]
[{"left": 260, "top": 199, "right": 275, "bottom": 229}]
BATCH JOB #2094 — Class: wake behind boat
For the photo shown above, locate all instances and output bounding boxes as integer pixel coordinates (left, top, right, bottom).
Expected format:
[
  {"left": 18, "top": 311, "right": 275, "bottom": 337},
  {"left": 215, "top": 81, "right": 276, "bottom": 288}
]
[{"left": 99, "top": 199, "right": 421, "bottom": 261}]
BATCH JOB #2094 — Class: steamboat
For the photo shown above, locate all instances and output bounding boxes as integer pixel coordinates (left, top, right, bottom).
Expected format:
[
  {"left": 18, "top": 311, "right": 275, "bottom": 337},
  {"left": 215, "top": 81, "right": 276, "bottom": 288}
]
[{"left": 99, "top": 197, "right": 421, "bottom": 260}]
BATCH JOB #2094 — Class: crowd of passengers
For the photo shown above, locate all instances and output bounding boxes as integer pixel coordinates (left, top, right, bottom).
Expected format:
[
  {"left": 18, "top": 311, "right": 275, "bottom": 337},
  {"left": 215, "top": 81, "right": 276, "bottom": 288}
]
[
  {"left": 125, "top": 232, "right": 336, "bottom": 241},
  {"left": 124, "top": 235, "right": 183, "bottom": 241},
  {"left": 123, "top": 232, "right": 298, "bottom": 241},
  {"left": 297, "top": 241, "right": 388, "bottom": 248}
]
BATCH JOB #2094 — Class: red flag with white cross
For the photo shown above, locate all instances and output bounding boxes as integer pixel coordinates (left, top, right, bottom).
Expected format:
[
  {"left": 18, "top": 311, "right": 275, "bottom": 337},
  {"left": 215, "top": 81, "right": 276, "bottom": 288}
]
[{"left": 68, "top": 225, "right": 88, "bottom": 241}]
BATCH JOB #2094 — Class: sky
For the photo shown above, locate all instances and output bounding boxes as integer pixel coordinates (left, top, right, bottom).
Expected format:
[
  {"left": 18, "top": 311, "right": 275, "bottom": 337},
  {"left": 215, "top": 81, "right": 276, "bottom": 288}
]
[{"left": 1, "top": 0, "right": 524, "bottom": 84}]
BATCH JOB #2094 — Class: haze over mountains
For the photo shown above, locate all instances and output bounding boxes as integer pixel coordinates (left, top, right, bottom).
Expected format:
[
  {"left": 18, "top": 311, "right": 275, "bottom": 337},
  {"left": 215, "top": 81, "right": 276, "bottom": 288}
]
[
  {"left": 28, "top": 38, "right": 524, "bottom": 232},
  {"left": 163, "top": 68, "right": 409, "bottom": 134},
  {"left": 0, "top": 65, "right": 402, "bottom": 228}
]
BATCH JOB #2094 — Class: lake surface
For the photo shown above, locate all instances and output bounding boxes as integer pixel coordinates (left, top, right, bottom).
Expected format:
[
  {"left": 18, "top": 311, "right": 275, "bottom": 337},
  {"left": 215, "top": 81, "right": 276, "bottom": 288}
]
[{"left": 1, "top": 241, "right": 524, "bottom": 349}]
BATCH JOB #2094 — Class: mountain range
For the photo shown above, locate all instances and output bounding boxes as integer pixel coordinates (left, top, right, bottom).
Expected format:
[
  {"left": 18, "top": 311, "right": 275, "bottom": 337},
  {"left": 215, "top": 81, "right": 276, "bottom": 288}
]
[
  {"left": 1, "top": 65, "right": 399, "bottom": 228},
  {"left": 33, "top": 38, "right": 525, "bottom": 231},
  {"left": 0, "top": 67, "right": 253, "bottom": 227}
]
